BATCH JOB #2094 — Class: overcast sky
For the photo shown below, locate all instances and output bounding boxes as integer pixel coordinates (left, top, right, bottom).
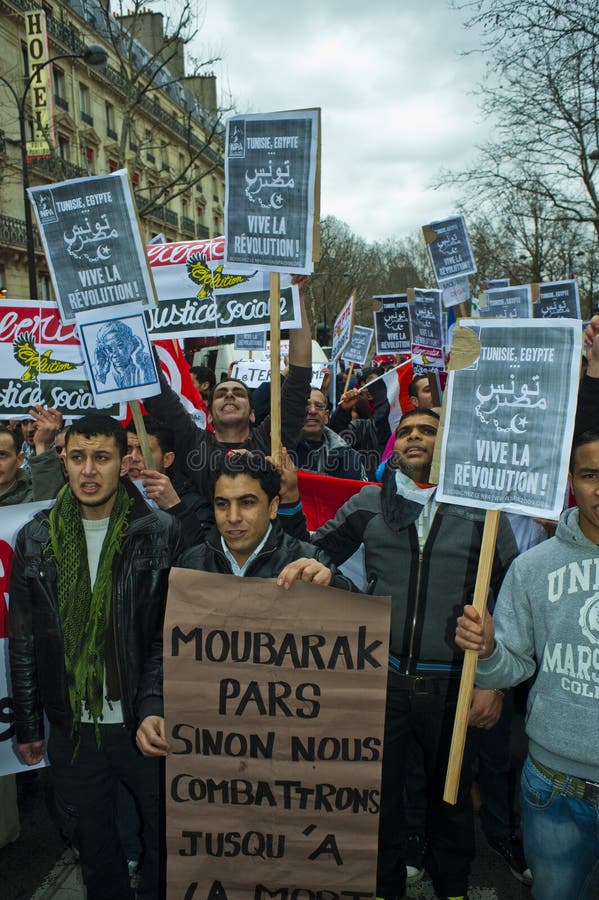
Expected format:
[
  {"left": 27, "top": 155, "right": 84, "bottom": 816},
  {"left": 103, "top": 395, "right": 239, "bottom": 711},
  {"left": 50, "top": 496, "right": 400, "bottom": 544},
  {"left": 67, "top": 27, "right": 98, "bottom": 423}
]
[{"left": 192, "top": 0, "right": 487, "bottom": 245}]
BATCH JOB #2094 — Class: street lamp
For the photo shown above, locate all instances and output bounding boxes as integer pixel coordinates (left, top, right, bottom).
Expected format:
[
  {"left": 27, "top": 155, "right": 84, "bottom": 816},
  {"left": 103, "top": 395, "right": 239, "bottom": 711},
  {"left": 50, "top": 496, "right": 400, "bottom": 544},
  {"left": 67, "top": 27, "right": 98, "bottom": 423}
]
[{"left": 0, "top": 43, "right": 108, "bottom": 299}]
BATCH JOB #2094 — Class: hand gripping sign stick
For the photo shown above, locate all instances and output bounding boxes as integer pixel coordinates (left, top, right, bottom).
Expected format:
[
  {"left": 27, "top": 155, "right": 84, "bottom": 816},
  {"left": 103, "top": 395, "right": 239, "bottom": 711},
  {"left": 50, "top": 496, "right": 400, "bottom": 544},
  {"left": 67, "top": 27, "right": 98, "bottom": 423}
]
[
  {"left": 269, "top": 272, "right": 282, "bottom": 461},
  {"left": 443, "top": 507, "right": 500, "bottom": 804}
]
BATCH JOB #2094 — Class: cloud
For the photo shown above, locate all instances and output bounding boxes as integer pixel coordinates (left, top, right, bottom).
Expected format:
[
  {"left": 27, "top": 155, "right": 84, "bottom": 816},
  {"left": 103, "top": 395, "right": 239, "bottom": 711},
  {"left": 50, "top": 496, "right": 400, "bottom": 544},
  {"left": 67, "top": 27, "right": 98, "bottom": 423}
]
[{"left": 195, "top": 0, "right": 486, "bottom": 241}]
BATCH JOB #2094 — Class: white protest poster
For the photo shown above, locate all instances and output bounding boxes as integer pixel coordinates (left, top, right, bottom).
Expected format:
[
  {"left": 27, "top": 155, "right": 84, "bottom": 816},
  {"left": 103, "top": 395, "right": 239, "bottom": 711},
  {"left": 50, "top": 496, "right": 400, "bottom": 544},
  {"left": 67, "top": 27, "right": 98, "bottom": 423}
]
[
  {"left": 146, "top": 237, "right": 301, "bottom": 337},
  {"left": 343, "top": 325, "right": 373, "bottom": 366},
  {"left": 164, "top": 570, "right": 390, "bottom": 900},
  {"left": 436, "top": 319, "right": 581, "bottom": 518},
  {"left": 224, "top": 110, "right": 320, "bottom": 274},
  {"left": 441, "top": 274, "right": 470, "bottom": 308},
  {"left": 533, "top": 280, "right": 581, "bottom": 320},
  {"left": 75, "top": 302, "right": 160, "bottom": 408},
  {"left": 331, "top": 293, "right": 355, "bottom": 361},
  {"left": 28, "top": 170, "right": 156, "bottom": 322},
  {"left": 422, "top": 214, "right": 477, "bottom": 285},
  {"left": 479, "top": 284, "right": 532, "bottom": 319},
  {"left": 0, "top": 299, "right": 124, "bottom": 418},
  {"left": 231, "top": 359, "right": 326, "bottom": 390},
  {"left": 0, "top": 502, "right": 51, "bottom": 777}
]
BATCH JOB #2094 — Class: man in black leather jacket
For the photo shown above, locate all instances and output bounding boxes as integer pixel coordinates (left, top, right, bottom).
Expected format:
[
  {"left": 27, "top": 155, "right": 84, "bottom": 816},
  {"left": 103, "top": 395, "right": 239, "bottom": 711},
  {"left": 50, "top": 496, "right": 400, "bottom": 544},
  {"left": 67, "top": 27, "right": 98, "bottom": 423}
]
[
  {"left": 135, "top": 451, "right": 355, "bottom": 757},
  {"left": 8, "top": 415, "right": 183, "bottom": 900}
]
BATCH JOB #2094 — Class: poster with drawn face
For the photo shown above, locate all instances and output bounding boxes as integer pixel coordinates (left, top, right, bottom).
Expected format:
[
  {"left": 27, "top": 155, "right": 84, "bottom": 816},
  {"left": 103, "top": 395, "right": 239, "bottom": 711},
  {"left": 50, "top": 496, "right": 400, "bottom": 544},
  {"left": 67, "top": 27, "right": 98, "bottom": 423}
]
[
  {"left": 436, "top": 319, "right": 581, "bottom": 518},
  {"left": 224, "top": 110, "right": 320, "bottom": 273},
  {"left": 75, "top": 302, "right": 160, "bottom": 407},
  {"left": 28, "top": 170, "right": 156, "bottom": 322}
]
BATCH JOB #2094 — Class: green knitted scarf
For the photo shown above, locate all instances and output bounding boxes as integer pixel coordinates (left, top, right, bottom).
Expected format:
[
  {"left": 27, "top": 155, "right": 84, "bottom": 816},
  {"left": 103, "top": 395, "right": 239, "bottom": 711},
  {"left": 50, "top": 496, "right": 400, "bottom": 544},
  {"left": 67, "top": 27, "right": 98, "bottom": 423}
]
[{"left": 46, "top": 482, "right": 133, "bottom": 746}]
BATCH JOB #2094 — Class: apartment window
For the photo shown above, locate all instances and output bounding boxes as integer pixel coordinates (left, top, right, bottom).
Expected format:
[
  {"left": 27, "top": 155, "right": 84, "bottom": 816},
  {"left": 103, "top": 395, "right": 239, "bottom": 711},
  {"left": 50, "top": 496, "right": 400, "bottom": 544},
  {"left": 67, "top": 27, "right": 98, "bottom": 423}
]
[
  {"left": 53, "top": 67, "right": 68, "bottom": 109},
  {"left": 57, "top": 133, "right": 69, "bottom": 160},
  {"left": 131, "top": 171, "right": 140, "bottom": 185},
  {"left": 79, "top": 83, "right": 93, "bottom": 125},
  {"left": 108, "top": 158, "right": 118, "bottom": 172},
  {"left": 0, "top": 266, "right": 6, "bottom": 300},
  {"left": 38, "top": 272, "right": 52, "bottom": 301},
  {"left": 84, "top": 145, "right": 94, "bottom": 174},
  {"left": 106, "top": 102, "right": 117, "bottom": 139}
]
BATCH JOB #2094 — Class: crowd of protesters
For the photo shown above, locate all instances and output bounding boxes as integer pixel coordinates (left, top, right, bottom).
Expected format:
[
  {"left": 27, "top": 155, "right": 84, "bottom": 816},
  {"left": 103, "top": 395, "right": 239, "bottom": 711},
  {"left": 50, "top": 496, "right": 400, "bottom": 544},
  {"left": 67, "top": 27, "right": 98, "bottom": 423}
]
[{"left": 1, "top": 287, "right": 598, "bottom": 900}]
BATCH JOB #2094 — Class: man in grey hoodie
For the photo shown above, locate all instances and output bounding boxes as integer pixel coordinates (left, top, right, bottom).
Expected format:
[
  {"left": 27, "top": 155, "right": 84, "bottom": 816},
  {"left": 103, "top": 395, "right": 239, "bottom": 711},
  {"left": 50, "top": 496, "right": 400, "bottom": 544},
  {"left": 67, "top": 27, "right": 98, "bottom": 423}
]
[{"left": 456, "top": 427, "right": 599, "bottom": 900}]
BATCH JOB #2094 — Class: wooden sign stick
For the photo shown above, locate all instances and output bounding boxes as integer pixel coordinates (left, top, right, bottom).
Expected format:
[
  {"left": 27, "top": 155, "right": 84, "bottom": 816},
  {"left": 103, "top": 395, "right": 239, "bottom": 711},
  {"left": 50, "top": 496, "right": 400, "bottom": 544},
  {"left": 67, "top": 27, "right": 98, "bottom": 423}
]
[
  {"left": 129, "top": 399, "right": 153, "bottom": 469},
  {"left": 269, "top": 272, "right": 282, "bottom": 461},
  {"left": 443, "top": 507, "right": 500, "bottom": 805},
  {"left": 343, "top": 363, "right": 354, "bottom": 394}
]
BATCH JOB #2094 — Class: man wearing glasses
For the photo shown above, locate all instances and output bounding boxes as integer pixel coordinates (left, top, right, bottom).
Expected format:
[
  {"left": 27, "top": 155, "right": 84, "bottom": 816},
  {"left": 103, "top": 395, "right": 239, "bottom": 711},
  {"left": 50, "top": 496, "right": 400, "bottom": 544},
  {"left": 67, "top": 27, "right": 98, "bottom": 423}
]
[{"left": 295, "top": 388, "right": 366, "bottom": 480}]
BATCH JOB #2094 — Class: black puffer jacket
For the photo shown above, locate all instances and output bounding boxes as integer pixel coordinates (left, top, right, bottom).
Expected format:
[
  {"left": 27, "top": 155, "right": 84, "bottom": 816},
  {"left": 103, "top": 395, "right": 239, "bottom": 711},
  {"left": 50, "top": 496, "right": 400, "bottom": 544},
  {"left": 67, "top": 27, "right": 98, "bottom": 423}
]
[
  {"left": 137, "top": 521, "right": 356, "bottom": 720},
  {"left": 8, "top": 480, "right": 183, "bottom": 743}
]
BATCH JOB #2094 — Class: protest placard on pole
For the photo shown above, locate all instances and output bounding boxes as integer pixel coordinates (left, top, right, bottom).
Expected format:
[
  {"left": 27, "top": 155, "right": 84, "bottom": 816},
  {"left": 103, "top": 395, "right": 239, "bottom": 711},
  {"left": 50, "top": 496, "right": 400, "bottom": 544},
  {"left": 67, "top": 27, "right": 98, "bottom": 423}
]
[
  {"left": 372, "top": 295, "right": 411, "bottom": 355},
  {"left": 532, "top": 279, "right": 580, "bottom": 319},
  {"left": 431, "top": 319, "right": 582, "bottom": 802},
  {"left": 235, "top": 331, "right": 267, "bottom": 352},
  {"left": 478, "top": 284, "right": 532, "bottom": 319},
  {"left": 224, "top": 110, "right": 320, "bottom": 274},
  {"left": 28, "top": 170, "right": 158, "bottom": 322},
  {"left": 343, "top": 325, "right": 374, "bottom": 367},
  {"left": 408, "top": 288, "right": 444, "bottom": 371},
  {"left": 331, "top": 293, "right": 355, "bottom": 362},
  {"left": 422, "top": 214, "right": 477, "bottom": 285},
  {"left": 223, "top": 111, "right": 321, "bottom": 457},
  {"left": 163, "top": 569, "right": 390, "bottom": 899}
]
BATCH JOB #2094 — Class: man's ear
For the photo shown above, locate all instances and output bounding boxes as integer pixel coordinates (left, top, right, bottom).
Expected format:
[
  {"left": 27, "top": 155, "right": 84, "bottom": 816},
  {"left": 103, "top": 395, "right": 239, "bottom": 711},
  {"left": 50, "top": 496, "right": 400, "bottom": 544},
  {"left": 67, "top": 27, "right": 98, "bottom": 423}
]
[
  {"left": 120, "top": 453, "right": 132, "bottom": 477},
  {"left": 249, "top": 409, "right": 256, "bottom": 424},
  {"left": 207, "top": 410, "right": 214, "bottom": 426},
  {"left": 17, "top": 451, "right": 25, "bottom": 467},
  {"left": 163, "top": 450, "right": 175, "bottom": 471},
  {"left": 269, "top": 495, "right": 280, "bottom": 520}
]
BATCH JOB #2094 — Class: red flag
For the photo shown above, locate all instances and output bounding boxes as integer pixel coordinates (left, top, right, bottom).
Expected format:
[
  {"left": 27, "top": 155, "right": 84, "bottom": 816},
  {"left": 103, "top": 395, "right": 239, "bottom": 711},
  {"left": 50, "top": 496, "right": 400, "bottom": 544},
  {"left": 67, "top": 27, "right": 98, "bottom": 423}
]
[
  {"left": 122, "top": 339, "right": 211, "bottom": 430},
  {"left": 297, "top": 470, "right": 379, "bottom": 531}
]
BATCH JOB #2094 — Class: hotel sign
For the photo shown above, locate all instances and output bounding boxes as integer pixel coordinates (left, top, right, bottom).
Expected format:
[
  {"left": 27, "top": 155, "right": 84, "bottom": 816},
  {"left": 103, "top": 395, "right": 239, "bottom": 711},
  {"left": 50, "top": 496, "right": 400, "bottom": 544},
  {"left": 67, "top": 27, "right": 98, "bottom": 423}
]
[{"left": 25, "top": 10, "right": 55, "bottom": 160}]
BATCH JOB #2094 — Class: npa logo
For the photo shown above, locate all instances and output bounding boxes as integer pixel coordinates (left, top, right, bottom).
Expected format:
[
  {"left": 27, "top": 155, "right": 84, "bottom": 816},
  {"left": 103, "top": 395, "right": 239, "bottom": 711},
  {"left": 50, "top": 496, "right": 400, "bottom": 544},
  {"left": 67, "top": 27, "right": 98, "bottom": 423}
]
[
  {"left": 579, "top": 594, "right": 599, "bottom": 645},
  {"left": 0, "top": 540, "right": 15, "bottom": 640},
  {"left": 34, "top": 190, "right": 58, "bottom": 224}
]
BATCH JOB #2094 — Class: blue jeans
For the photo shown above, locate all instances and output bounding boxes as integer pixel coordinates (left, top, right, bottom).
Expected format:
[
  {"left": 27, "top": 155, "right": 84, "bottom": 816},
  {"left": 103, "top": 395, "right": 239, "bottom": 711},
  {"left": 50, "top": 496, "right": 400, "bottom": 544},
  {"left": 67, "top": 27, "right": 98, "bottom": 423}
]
[{"left": 521, "top": 756, "right": 599, "bottom": 900}]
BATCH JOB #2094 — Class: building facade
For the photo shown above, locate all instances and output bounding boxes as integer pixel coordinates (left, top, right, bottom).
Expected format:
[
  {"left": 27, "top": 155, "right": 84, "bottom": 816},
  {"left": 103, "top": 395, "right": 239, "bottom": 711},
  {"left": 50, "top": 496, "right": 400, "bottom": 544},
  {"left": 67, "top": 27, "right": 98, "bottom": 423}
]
[{"left": 0, "top": 0, "right": 225, "bottom": 300}]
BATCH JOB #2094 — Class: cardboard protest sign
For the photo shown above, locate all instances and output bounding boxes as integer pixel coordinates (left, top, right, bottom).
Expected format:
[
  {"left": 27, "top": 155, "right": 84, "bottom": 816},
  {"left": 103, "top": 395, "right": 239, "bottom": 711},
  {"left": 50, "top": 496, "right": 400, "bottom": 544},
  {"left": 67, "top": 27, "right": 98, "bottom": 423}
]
[
  {"left": 479, "top": 284, "right": 531, "bottom": 318},
  {"left": 28, "top": 170, "right": 156, "bottom": 322},
  {"left": 343, "top": 325, "right": 373, "bottom": 366},
  {"left": 331, "top": 293, "right": 355, "bottom": 361},
  {"left": 372, "top": 295, "right": 411, "bottom": 354},
  {"left": 408, "top": 289, "right": 444, "bottom": 371},
  {"left": 75, "top": 302, "right": 160, "bottom": 408},
  {"left": 146, "top": 237, "right": 301, "bottom": 337},
  {"left": 164, "top": 570, "right": 390, "bottom": 900},
  {"left": 423, "top": 215, "right": 477, "bottom": 284},
  {"left": 532, "top": 279, "right": 580, "bottom": 320},
  {"left": 0, "top": 299, "right": 124, "bottom": 417},
  {"left": 224, "top": 110, "right": 320, "bottom": 274},
  {"left": 235, "top": 331, "right": 267, "bottom": 351},
  {"left": 0, "top": 502, "right": 51, "bottom": 777},
  {"left": 435, "top": 319, "right": 581, "bottom": 518}
]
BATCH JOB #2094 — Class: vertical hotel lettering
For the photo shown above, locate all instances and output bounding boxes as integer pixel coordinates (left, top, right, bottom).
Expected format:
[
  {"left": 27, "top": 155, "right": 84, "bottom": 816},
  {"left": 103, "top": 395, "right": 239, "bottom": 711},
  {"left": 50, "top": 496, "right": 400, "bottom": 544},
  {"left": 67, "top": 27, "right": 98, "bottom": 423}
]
[{"left": 25, "top": 10, "right": 55, "bottom": 160}]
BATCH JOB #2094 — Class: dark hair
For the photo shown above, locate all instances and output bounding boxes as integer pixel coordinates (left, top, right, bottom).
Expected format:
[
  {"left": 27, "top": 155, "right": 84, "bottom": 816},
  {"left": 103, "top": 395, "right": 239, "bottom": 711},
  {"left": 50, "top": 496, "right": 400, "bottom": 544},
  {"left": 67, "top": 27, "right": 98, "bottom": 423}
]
[
  {"left": 190, "top": 365, "right": 216, "bottom": 390},
  {"left": 357, "top": 366, "right": 379, "bottom": 386},
  {"left": 66, "top": 415, "right": 128, "bottom": 458},
  {"left": 126, "top": 415, "right": 174, "bottom": 455},
  {"left": 0, "top": 426, "right": 21, "bottom": 454},
  {"left": 396, "top": 407, "right": 440, "bottom": 433},
  {"left": 309, "top": 387, "right": 328, "bottom": 408},
  {"left": 210, "top": 378, "right": 254, "bottom": 411},
  {"left": 570, "top": 428, "right": 599, "bottom": 472},
  {"left": 408, "top": 374, "right": 429, "bottom": 399},
  {"left": 212, "top": 451, "right": 281, "bottom": 501}
]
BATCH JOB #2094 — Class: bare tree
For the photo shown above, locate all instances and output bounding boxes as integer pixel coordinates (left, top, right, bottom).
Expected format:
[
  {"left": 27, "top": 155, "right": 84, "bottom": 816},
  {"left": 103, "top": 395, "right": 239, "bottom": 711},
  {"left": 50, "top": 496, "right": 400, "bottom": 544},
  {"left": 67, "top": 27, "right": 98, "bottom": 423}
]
[
  {"left": 440, "top": 1, "right": 599, "bottom": 254},
  {"left": 87, "top": 0, "right": 225, "bottom": 217}
]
